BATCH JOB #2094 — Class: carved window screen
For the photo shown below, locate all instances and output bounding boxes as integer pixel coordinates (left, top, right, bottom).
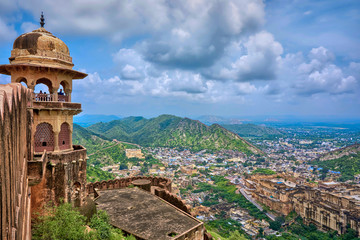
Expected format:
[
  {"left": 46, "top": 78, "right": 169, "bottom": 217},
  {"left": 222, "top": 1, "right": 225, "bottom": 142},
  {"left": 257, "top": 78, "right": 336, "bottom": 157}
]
[
  {"left": 59, "top": 122, "right": 70, "bottom": 150},
  {"left": 34, "top": 123, "right": 54, "bottom": 152}
]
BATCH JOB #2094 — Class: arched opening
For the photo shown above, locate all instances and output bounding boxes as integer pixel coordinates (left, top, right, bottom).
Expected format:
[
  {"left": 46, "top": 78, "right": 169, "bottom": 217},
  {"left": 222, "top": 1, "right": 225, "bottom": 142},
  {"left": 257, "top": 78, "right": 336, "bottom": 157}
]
[
  {"left": 34, "top": 122, "right": 54, "bottom": 152},
  {"left": 59, "top": 122, "right": 70, "bottom": 150},
  {"left": 59, "top": 81, "right": 70, "bottom": 102},
  {"left": 73, "top": 182, "right": 82, "bottom": 207},
  {"left": 34, "top": 78, "right": 54, "bottom": 101},
  {"left": 15, "top": 77, "right": 28, "bottom": 88}
]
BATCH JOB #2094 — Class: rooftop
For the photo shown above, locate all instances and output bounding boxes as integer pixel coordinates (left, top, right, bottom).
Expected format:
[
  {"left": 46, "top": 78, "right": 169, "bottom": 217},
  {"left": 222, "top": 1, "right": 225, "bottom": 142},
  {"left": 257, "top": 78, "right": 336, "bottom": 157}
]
[{"left": 95, "top": 188, "right": 202, "bottom": 240}]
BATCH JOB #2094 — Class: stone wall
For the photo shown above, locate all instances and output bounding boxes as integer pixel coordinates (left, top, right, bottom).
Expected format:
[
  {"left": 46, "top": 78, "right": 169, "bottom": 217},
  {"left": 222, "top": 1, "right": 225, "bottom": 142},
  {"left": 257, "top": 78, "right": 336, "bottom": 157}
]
[
  {"left": 248, "top": 173, "right": 360, "bottom": 236},
  {"left": 293, "top": 190, "right": 360, "bottom": 235},
  {"left": 0, "top": 83, "right": 32, "bottom": 240},
  {"left": 154, "top": 188, "right": 192, "bottom": 215},
  {"left": 86, "top": 176, "right": 172, "bottom": 195},
  {"left": 173, "top": 223, "right": 204, "bottom": 240},
  {"left": 30, "top": 145, "right": 87, "bottom": 215},
  {"left": 251, "top": 192, "right": 293, "bottom": 215}
]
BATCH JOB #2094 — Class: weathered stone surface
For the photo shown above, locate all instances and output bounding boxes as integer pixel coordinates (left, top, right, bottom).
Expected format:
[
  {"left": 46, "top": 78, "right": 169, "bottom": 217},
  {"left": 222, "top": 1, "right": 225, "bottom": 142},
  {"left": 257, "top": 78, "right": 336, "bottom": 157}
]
[
  {"left": 95, "top": 188, "right": 204, "bottom": 240},
  {"left": 0, "top": 83, "right": 32, "bottom": 240}
]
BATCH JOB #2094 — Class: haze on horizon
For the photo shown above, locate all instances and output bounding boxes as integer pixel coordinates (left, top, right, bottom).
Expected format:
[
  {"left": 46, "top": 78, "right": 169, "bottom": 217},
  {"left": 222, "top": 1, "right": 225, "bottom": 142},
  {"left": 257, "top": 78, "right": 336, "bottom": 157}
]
[{"left": 0, "top": 0, "right": 359, "bottom": 120}]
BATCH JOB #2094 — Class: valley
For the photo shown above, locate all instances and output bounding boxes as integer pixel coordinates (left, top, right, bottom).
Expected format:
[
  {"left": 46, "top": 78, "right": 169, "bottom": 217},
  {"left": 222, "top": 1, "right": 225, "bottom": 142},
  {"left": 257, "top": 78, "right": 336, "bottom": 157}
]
[{"left": 73, "top": 115, "right": 360, "bottom": 239}]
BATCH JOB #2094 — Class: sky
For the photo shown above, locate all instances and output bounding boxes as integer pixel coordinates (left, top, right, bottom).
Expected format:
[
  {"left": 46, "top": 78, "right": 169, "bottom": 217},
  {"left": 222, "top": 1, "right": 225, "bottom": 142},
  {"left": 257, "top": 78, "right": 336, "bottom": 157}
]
[{"left": 0, "top": 0, "right": 359, "bottom": 120}]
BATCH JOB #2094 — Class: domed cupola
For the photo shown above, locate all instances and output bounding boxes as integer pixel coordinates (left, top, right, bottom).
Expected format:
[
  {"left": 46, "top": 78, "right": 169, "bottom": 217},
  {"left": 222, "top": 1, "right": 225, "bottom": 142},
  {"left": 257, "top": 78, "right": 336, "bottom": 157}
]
[{"left": 9, "top": 15, "right": 73, "bottom": 69}]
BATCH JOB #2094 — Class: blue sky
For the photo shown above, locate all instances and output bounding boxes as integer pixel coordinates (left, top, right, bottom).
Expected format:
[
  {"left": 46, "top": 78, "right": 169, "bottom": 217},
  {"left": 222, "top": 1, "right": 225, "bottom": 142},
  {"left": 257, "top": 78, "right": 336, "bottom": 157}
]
[{"left": 0, "top": 0, "right": 359, "bottom": 120}]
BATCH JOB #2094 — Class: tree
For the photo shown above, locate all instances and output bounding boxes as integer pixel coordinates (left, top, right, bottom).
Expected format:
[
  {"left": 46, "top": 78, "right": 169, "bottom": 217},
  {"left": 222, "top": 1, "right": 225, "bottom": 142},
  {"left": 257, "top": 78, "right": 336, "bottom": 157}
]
[
  {"left": 119, "top": 162, "right": 128, "bottom": 170},
  {"left": 89, "top": 210, "right": 112, "bottom": 239},
  {"left": 229, "top": 230, "right": 247, "bottom": 240},
  {"left": 32, "top": 203, "right": 88, "bottom": 240},
  {"left": 269, "top": 220, "right": 282, "bottom": 231},
  {"left": 216, "top": 158, "right": 224, "bottom": 163}
]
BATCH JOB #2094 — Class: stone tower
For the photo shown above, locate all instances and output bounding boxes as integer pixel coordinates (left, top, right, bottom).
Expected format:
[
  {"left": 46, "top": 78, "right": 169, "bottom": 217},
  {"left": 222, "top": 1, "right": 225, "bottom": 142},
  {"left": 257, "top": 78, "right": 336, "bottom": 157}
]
[{"left": 0, "top": 15, "right": 88, "bottom": 214}]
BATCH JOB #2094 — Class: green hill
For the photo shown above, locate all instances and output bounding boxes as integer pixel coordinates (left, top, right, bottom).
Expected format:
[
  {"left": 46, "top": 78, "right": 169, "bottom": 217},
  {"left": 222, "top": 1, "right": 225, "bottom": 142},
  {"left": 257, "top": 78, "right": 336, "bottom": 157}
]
[
  {"left": 72, "top": 124, "right": 114, "bottom": 154},
  {"left": 88, "top": 114, "right": 262, "bottom": 154},
  {"left": 72, "top": 124, "right": 163, "bottom": 182},
  {"left": 311, "top": 144, "right": 360, "bottom": 182},
  {"left": 317, "top": 144, "right": 360, "bottom": 161},
  {"left": 221, "top": 123, "right": 283, "bottom": 138}
]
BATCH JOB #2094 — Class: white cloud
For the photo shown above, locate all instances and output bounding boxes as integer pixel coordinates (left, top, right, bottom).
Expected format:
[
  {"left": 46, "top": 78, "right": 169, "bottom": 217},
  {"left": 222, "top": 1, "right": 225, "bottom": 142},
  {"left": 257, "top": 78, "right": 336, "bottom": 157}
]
[
  {"left": 0, "top": 17, "right": 17, "bottom": 43},
  {"left": 113, "top": 48, "right": 148, "bottom": 80},
  {"left": 279, "top": 47, "right": 358, "bottom": 96},
  {"left": 15, "top": 0, "right": 264, "bottom": 69},
  {"left": 20, "top": 22, "right": 38, "bottom": 33},
  {"left": 203, "top": 31, "right": 283, "bottom": 81}
]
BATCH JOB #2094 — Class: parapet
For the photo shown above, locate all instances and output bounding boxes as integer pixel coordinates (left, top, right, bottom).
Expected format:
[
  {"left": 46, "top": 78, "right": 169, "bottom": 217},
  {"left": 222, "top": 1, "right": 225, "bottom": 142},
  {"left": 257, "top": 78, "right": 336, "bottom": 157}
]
[{"left": 86, "top": 176, "right": 172, "bottom": 194}]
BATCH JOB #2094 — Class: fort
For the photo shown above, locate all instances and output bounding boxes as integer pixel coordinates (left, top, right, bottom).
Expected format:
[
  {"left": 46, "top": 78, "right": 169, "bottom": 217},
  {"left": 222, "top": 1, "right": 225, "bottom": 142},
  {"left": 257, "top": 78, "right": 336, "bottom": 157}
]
[
  {"left": 125, "top": 149, "right": 145, "bottom": 159},
  {"left": 244, "top": 174, "right": 360, "bottom": 235},
  {"left": 0, "top": 16, "right": 209, "bottom": 240}
]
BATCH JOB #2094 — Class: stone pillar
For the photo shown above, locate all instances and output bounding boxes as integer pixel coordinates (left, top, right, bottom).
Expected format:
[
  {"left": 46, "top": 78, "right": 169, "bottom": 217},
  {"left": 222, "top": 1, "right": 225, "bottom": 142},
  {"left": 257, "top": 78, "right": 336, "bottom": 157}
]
[
  {"left": 69, "top": 129, "right": 73, "bottom": 150},
  {"left": 28, "top": 84, "right": 35, "bottom": 101},
  {"left": 51, "top": 90, "right": 58, "bottom": 102},
  {"left": 65, "top": 89, "right": 71, "bottom": 102},
  {"left": 52, "top": 82, "right": 59, "bottom": 101},
  {"left": 54, "top": 130, "right": 60, "bottom": 152}
]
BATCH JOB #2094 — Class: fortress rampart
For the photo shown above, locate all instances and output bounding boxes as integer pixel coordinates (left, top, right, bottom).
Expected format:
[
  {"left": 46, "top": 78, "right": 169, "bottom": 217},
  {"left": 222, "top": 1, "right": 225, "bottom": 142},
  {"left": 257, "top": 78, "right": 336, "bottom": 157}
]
[
  {"left": 0, "top": 84, "right": 32, "bottom": 240},
  {"left": 87, "top": 176, "right": 195, "bottom": 215},
  {"left": 86, "top": 176, "right": 172, "bottom": 194}
]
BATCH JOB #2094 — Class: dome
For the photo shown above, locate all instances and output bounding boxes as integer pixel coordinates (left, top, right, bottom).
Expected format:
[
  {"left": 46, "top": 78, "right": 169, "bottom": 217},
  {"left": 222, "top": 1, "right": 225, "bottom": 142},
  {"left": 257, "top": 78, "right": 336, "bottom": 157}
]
[{"left": 10, "top": 27, "right": 73, "bottom": 69}]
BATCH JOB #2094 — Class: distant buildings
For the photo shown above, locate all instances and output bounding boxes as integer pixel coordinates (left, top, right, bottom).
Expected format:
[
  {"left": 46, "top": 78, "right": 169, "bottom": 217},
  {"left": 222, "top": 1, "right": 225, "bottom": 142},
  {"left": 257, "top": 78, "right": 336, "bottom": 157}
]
[{"left": 245, "top": 174, "right": 360, "bottom": 235}]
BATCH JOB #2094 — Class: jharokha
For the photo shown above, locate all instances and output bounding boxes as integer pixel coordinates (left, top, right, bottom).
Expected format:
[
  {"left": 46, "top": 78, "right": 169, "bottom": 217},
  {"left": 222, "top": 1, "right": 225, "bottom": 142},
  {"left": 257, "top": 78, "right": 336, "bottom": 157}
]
[{"left": 0, "top": 15, "right": 209, "bottom": 240}]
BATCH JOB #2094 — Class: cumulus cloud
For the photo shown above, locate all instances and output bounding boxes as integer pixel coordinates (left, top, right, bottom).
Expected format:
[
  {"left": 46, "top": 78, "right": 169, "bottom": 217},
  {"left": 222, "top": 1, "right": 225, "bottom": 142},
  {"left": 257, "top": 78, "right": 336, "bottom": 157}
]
[
  {"left": 0, "top": 17, "right": 17, "bottom": 43},
  {"left": 138, "top": 0, "right": 265, "bottom": 68},
  {"left": 20, "top": 22, "right": 38, "bottom": 33},
  {"left": 281, "top": 47, "right": 358, "bottom": 96},
  {"left": 203, "top": 31, "right": 283, "bottom": 81},
  {"left": 113, "top": 49, "right": 147, "bottom": 80},
  {"left": 15, "top": 0, "right": 265, "bottom": 69},
  {"left": 1, "top": 0, "right": 358, "bottom": 116}
]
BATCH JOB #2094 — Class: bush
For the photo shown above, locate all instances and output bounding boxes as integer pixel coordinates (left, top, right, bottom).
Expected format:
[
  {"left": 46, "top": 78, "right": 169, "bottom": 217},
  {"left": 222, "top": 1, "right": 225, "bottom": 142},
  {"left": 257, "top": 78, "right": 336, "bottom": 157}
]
[
  {"left": 32, "top": 203, "right": 88, "bottom": 240},
  {"left": 32, "top": 202, "right": 135, "bottom": 240}
]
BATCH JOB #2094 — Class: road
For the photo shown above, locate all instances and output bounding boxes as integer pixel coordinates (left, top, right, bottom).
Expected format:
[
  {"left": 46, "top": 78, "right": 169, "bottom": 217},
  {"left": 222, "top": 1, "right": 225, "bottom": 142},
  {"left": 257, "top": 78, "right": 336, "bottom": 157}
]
[{"left": 239, "top": 188, "right": 276, "bottom": 221}]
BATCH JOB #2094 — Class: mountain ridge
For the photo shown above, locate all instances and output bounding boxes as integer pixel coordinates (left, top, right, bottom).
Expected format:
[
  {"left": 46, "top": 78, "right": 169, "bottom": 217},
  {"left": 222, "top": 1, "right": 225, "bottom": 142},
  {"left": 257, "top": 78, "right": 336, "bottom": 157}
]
[{"left": 87, "top": 114, "right": 263, "bottom": 154}]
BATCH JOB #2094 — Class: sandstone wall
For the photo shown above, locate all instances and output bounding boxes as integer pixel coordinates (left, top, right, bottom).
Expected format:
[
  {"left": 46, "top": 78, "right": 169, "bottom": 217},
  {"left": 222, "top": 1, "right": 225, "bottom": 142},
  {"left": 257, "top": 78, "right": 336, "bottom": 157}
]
[
  {"left": 86, "top": 176, "right": 172, "bottom": 194},
  {"left": 295, "top": 196, "right": 360, "bottom": 235},
  {"left": 30, "top": 145, "right": 87, "bottom": 215},
  {"left": 153, "top": 188, "right": 192, "bottom": 215},
  {"left": 0, "top": 83, "right": 32, "bottom": 240}
]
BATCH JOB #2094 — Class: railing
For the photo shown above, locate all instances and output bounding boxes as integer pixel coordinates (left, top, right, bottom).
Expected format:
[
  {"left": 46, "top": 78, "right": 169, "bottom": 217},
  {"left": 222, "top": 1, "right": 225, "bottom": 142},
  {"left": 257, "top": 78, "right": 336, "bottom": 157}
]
[
  {"left": 33, "top": 93, "right": 69, "bottom": 102},
  {"left": 58, "top": 95, "right": 69, "bottom": 102},
  {"left": 34, "top": 93, "right": 54, "bottom": 102}
]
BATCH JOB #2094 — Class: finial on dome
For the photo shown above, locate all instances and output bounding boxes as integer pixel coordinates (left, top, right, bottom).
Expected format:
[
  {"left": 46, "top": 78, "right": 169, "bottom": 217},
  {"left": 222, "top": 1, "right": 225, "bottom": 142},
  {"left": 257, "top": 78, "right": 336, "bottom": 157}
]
[{"left": 40, "top": 12, "right": 45, "bottom": 28}]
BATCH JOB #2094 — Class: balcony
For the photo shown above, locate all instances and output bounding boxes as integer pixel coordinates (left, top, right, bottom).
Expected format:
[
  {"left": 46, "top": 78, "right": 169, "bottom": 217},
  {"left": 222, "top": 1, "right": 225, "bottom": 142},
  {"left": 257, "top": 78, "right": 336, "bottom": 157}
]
[
  {"left": 34, "top": 93, "right": 69, "bottom": 102},
  {"left": 31, "top": 92, "right": 80, "bottom": 113}
]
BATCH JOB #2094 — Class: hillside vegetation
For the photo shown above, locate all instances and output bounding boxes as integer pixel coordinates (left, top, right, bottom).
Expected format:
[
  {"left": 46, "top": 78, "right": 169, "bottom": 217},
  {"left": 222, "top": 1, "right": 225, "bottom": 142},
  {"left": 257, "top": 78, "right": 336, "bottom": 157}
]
[
  {"left": 72, "top": 124, "right": 113, "bottom": 154},
  {"left": 72, "top": 125, "right": 162, "bottom": 182},
  {"left": 222, "top": 123, "right": 283, "bottom": 138},
  {"left": 88, "top": 115, "right": 262, "bottom": 154},
  {"left": 317, "top": 144, "right": 360, "bottom": 161},
  {"left": 312, "top": 144, "right": 360, "bottom": 182}
]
